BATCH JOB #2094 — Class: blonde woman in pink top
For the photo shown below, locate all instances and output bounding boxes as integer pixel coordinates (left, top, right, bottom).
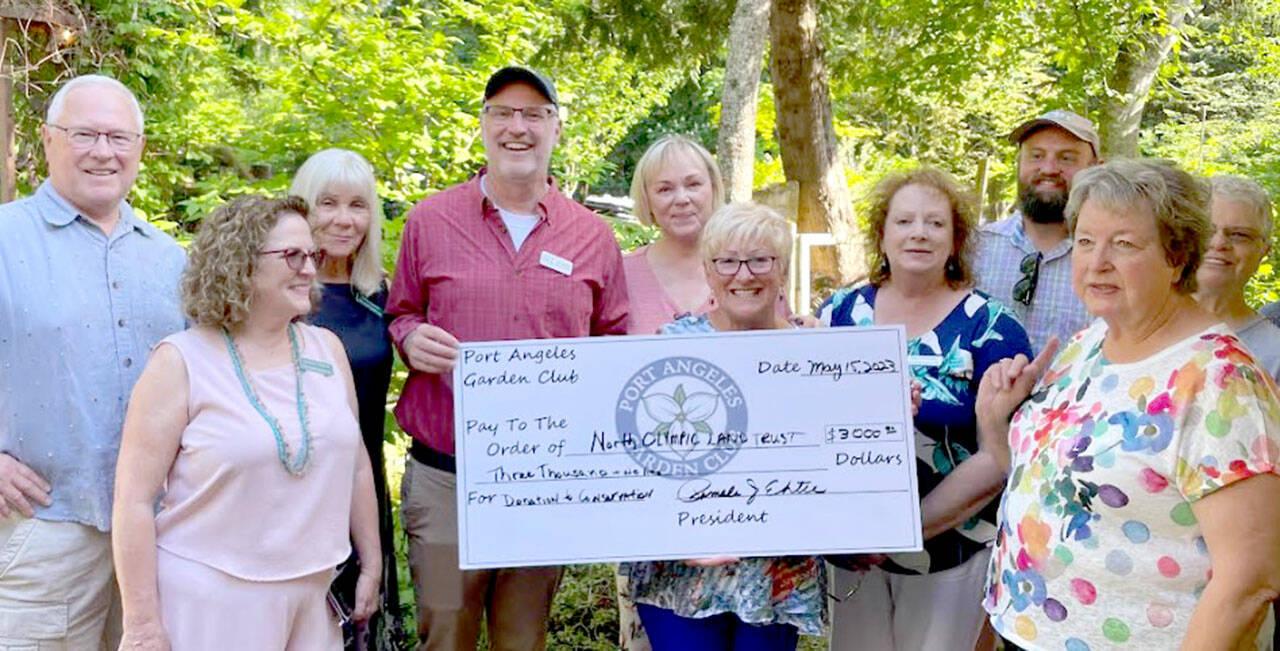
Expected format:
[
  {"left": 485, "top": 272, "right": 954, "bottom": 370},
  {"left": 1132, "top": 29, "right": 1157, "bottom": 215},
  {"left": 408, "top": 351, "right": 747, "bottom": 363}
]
[
  {"left": 617, "top": 136, "right": 725, "bottom": 650},
  {"left": 622, "top": 135, "right": 727, "bottom": 337},
  {"left": 623, "top": 135, "right": 792, "bottom": 338},
  {"left": 112, "top": 196, "right": 381, "bottom": 650}
]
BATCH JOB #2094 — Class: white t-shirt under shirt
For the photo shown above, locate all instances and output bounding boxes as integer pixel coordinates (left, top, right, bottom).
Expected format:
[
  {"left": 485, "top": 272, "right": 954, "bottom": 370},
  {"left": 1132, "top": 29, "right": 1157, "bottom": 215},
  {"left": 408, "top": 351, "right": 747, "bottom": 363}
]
[
  {"left": 481, "top": 172, "right": 540, "bottom": 251},
  {"left": 498, "top": 207, "right": 538, "bottom": 251}
]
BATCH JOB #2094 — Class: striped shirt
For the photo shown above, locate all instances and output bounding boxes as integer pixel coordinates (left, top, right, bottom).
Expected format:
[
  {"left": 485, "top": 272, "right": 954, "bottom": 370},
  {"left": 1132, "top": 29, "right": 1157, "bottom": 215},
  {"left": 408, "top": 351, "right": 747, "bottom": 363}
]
[{"left": 973, "top": 212, "right": 1091, "bottom": 354}]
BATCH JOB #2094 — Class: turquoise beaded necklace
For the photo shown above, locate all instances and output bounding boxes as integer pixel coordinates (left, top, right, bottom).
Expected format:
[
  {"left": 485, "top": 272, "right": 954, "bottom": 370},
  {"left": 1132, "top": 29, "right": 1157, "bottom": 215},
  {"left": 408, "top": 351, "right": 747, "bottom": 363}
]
[{"left": 220, "top": 323, "right": 312, "bottom": 476}]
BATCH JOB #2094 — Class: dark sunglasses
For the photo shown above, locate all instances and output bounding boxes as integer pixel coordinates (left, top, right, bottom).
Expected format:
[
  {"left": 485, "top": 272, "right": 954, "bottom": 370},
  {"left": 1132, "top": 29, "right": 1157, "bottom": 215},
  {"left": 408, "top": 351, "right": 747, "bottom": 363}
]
[
  {"left": 259, "top": 247, "right": 325, "bottom": 271},
  {"left": 1012, "top": 252, "right": 1041, "bottom": 307}
]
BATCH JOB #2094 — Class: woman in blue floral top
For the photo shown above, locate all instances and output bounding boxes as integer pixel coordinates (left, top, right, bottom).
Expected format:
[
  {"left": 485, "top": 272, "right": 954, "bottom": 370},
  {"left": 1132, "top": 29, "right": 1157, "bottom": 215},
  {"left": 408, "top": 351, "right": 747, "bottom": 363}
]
[
  {"left": 819, "top": 168, "right": 1032, "bottom": 651},
  {"left": 623, "top": 203, "right": 824, "bottom": 651}
]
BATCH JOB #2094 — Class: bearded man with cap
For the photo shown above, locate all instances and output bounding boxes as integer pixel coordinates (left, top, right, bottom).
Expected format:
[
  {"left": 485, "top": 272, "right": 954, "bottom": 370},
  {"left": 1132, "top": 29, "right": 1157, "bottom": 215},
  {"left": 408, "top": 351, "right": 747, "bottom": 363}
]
[
  {"left": 974, "top": 110, "right": 1101, "bottom": 353},
  {"left": 386, "top": 66, "right": 630, "bottom": 650}
]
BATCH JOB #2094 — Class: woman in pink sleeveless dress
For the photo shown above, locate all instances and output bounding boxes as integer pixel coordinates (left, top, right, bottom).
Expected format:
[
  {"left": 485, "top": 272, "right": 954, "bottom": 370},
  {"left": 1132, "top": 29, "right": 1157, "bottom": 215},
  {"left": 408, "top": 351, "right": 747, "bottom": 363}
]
[{"left": 112, "top": 196, "right": 381, "bottom": 650}]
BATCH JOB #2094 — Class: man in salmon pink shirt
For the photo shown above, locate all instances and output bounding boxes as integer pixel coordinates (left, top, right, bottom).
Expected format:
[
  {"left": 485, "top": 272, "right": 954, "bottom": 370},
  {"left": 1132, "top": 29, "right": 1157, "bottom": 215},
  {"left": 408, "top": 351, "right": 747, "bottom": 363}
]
[{"left": 386, "top": 66, "right": 629, "bottom": 650}]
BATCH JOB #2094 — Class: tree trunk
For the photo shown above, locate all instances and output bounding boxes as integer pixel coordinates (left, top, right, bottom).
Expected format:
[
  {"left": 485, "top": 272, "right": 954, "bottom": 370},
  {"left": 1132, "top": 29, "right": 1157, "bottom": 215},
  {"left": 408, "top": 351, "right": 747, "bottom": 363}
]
[
  {"left": 1097, "top": 0, "right": 1195, "bottom": 158},
  {"left": 769, "top": 0, "right": 859, "bottom": 295},
  {"left": 717, "top": 0, "right": 770, "bottom": 203},
  {"left": 0, "top": 19, "right": 13, "bottom": 203}
]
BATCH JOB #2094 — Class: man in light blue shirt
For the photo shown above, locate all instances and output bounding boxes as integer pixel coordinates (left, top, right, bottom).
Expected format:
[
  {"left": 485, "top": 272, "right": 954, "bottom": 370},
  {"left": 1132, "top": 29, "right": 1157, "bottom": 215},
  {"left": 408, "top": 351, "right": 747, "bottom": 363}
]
[
  {"left": 0, "top": 75, "right": 184, "bottom": 647},
  {"left": 974, "top": 110, "right": 1100, "bottom": 353}
]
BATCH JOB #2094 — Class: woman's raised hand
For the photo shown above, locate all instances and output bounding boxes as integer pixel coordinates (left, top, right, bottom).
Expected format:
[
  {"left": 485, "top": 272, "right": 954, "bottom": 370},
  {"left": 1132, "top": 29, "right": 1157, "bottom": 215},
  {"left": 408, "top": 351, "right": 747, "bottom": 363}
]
[{"left": 976, "top": 337, "right": 1059, "bottom": 464}]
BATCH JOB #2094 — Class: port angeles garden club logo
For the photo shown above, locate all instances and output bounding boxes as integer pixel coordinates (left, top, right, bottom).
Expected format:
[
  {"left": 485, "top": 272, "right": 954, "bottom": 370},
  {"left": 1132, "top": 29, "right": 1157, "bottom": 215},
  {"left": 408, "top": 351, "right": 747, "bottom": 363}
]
[{"left": 614, "top": 356, "right": 748, "bottom": 478}]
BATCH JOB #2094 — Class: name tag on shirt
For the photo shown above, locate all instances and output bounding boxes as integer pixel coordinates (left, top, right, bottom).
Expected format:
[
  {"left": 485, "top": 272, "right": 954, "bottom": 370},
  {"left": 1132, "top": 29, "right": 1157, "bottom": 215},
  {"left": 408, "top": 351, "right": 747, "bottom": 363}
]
[
  {"left": 299, "top": 358, "right": 334, "bottom": 376},
  {"left": 539, "top": 251, "right": 574, "bottom": 276}
]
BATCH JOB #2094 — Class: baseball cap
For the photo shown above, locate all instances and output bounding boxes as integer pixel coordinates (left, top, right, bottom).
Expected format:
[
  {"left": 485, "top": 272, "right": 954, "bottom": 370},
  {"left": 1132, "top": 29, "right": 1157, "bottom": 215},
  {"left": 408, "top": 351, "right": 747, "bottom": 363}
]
[
  {"left": 1008, "top": 110, "right": 1101, "bottom": 157},
  {"left": 484, "top": 66, "right": 558, "bottom": 106}
]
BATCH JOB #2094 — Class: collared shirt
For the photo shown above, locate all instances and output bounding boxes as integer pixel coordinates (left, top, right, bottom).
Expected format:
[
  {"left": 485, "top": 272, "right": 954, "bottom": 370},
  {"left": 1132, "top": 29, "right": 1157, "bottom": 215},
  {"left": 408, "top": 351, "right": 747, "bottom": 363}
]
[
  {"left": 973, "top": 211, "right": 1091, "bottom": 353},
  {"left": 386, "top": 172, "right": 630, "bottom": 454},
  {"left": 1260, "top": 301, "right": 1280, "bottom": 329},
  {"left": 0, "top": 181, "right": 186, "bottom": 531},
  {"left": 1235, "top": 315, "right": 1280, "bottom": 381}
]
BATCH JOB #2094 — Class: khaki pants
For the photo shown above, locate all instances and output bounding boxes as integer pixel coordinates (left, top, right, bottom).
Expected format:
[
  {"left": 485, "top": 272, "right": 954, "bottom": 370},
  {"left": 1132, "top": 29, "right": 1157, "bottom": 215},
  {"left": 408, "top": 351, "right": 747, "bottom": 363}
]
[
  {"left": 401, "top": 458, "right": 561, "bottom": 651},
  {"left": 830, "top": 547, "right": 991, "bottom": 651},
  {"left": 0, "top": 515, "right": 120, "bottom": 650}
]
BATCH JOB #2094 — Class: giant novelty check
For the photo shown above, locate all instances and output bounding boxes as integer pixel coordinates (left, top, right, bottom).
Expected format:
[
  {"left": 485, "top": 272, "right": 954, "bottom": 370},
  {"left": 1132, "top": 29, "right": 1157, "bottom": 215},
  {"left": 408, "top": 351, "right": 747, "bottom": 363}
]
[{"left": 453, "top": 326, "right": 921, "bottom": 569}]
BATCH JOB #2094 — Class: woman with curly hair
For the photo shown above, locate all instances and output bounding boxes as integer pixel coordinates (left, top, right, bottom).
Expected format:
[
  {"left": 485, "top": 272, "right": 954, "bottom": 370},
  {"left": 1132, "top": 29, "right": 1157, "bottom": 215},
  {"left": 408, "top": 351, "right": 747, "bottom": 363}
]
[
  {"left": 112, "top": 195, "right": 381, "bottom": 649},
  {"left": 819, "top": 167, "right": 1032, "bottom": 650}
]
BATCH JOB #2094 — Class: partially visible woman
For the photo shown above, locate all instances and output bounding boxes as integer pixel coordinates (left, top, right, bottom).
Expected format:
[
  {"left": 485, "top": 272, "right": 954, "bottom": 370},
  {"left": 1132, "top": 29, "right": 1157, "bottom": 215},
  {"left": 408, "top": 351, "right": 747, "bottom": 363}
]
[
  {"left": 622, "top": 203, "right": 825, "bottom": 651},
  {"left": 113, "top": 196, "right": 381, "bottom": 650},
  {"left": 623, "top": 134, "right": 726, "bottom": 337},
  {"left": 977, "top": 159, "right": 1280, "bottom": 650},
  {"left": 292, "top": 149, "right": 405, "bottom": 649},
  {"left": 617, "top": 135, "right": 725, "bottom": 651},
  {"left": 819, "top": 168, "right": 1032, "bottom": 651},
  {"left": 1194, "top": 174, "right": 1280, "bottom": 379}
]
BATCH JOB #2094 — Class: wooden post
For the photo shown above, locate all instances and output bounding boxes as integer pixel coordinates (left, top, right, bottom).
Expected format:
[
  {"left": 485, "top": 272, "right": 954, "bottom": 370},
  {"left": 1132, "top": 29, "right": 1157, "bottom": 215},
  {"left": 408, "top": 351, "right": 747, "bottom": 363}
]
[
  {"left": 0, "top": 3, "right": 79, "bottom": 203},
  {"left": 0, "top": 18, "right": 13, "bottom": 203},
  {"left": 974, "top": 157, "right": 989, "bottom": 223}
]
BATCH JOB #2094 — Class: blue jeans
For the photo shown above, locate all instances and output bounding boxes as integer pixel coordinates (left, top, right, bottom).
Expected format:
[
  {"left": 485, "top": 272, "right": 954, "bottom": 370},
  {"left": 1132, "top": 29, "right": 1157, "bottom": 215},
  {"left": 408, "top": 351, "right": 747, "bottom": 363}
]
[{"left": 635, "top": 603, "right": 799, "bottom": 651}]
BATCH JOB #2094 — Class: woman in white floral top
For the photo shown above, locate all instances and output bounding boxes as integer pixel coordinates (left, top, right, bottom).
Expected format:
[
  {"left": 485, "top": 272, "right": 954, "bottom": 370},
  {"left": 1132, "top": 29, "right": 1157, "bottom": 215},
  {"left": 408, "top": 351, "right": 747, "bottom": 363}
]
[{"left": 976, "top": 159, "right": 1280, "bottom": 650}]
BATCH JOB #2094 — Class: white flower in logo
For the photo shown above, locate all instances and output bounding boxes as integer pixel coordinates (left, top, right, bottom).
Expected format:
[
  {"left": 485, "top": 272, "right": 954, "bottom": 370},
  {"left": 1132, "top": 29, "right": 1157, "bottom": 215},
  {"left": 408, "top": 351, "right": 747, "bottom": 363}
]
[{"left": 641, "top": 383, "right": 719, "bottom": 458}]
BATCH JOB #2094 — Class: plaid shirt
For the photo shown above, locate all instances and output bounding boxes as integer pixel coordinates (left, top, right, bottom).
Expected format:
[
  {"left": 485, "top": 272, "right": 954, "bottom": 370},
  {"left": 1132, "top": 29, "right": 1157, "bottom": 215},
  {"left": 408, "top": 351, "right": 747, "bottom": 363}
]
[
  {"left": 386, "top": 172, "right": 630, "bottom": 454},
  {"left": 973, "top": 212, "right": 1091, "bottom": 354}
]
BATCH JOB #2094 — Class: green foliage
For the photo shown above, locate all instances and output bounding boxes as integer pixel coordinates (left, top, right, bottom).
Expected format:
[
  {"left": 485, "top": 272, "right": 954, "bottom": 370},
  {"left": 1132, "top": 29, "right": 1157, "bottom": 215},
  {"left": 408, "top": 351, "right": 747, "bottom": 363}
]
[
  {"left": 549, "top": 0, "right": 733, "bottom": 69},
  {"left": 13, "top": 0, "right": 684, "bottom": 237},
  {"left": 545, "top": 564, "right": 623, "bottom": 650},
  {"left": 1138, "top": 0, "right": 1280, "bottom": 306},
  {"left": 612, "top": 218, "right": 660, "bottom": 253},
  {"left": 13, "top": 3, "right": 1280, "bottom": 644},
  {"left": 596, "top": 68, "right": 722, "bottom": 196}
]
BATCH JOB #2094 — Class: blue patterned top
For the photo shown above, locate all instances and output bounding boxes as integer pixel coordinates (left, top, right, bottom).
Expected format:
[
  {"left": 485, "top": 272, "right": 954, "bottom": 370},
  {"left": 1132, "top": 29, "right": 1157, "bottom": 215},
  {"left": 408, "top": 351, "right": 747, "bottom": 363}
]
[
  {"left": 622, "top": 314, "right": 827, "bottom": 636},
  {"left": 818, "top": 285, "right": 1032, "bottom": 574}
]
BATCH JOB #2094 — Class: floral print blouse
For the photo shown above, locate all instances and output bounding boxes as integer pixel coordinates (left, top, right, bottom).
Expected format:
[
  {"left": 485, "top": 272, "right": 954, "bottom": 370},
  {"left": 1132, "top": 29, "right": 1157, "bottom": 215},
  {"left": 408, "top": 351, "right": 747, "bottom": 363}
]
[
  {"left": 818, "top": 285, "right": 1032, "bottom": 574},
  {"left": 985, "top": 321, "right": 1280, "bottom": 650},
  {"left": 622, "top": 315, "right": 827, "bottom": 635}
]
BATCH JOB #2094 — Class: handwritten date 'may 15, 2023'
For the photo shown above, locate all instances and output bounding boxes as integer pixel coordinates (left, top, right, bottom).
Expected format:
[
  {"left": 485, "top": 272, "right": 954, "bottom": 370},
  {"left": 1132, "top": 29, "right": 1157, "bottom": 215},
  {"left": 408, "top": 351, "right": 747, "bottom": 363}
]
[{"left": 452, "top": 327, "right": 923, "bottom": 569}]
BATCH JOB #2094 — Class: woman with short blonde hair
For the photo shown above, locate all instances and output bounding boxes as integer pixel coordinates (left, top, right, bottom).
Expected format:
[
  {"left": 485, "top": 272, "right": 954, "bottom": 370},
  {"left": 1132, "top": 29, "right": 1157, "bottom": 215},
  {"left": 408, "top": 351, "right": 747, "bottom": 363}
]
[
  {"left": 622, "top": 202, "right": 822, "bottom": 651},
  {"left": 618, "top": 140, "right": 783, "bottom": 650},
  {"left": 622, "top": 135, "right": 729, "bottom": 336}
]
